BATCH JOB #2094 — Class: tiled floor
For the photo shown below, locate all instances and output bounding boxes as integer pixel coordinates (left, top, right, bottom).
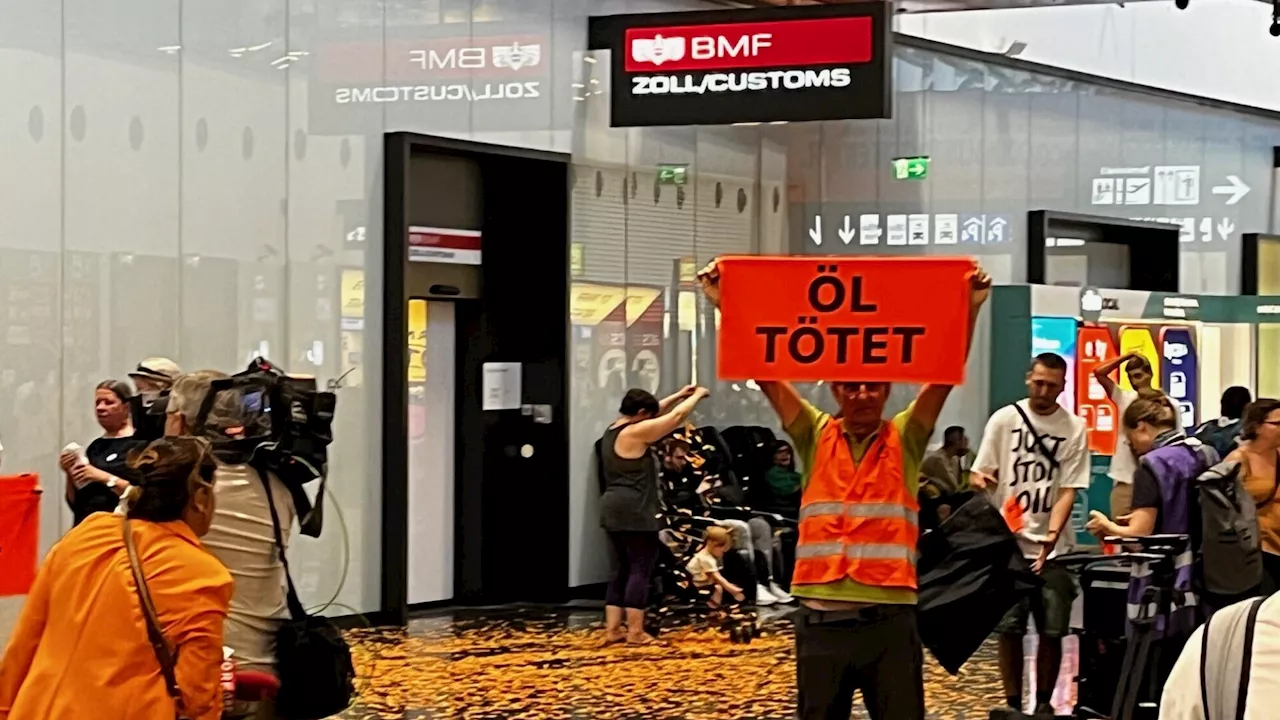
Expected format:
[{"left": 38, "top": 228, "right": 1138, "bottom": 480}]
[{"left": 340, "top": 605, "right": 1028, "bottom": 719}]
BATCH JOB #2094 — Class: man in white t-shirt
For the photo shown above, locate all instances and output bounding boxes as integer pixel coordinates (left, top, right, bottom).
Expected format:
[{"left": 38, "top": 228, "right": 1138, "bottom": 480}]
[
  {"left": 973, "top": 352, "right": 1091, "bottom": 720},
  {"left": 1092, "top": 351, "right": 1155, "bottom": 517}
]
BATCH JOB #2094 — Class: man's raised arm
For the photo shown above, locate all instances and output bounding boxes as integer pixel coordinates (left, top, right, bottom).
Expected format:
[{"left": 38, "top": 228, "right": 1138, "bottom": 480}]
[
  {"left": 911, "top": 266, "right": 992, "bottom": 433},
  {"left": 698, "top": 261, "right": 806, "bottom": 429}
]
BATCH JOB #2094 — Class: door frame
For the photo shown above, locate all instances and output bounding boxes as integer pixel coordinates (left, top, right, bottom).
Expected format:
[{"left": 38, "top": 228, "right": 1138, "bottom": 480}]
[{"left": 382, "top": 132, "right": 570, "bottom": 625}]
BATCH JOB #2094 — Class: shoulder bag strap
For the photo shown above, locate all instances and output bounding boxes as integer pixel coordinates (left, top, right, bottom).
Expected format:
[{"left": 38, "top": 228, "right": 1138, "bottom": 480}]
[
  {"left": 252, "top": 463, "right": 308, "bottom": 621},
  {"left": 123, "top": 516, "right": 189, "bottom": 719},
  {"left": 1012, "top": 402, "right": 1061, "bottom": 469},
  {"left": 1200, "top": 596, "right": 1267, "bottom": 720},
  {"left": 1272, "top": 452, "right": 1280, "bottom": 508},
  {"left": 1201, "top": 609, "right": 1215, "bottom": 720},
  {"left": 1234, "top": 596, "right": 1265, "bottom": 720}
]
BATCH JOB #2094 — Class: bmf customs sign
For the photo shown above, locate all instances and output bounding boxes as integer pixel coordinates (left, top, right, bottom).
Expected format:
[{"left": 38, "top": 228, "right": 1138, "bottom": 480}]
[{"left": 587, "top": 4, "right": 891, "bottom": 127}]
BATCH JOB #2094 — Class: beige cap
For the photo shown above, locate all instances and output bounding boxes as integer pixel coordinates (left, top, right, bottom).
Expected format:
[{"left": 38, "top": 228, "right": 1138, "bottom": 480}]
[{"left": 128, "top": 357, "right": 181, "bottom": 386}]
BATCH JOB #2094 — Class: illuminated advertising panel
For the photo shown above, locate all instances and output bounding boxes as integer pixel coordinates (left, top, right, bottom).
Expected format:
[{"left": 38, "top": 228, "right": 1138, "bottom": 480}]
[
  {"left": 587, "top": 4, "right": 891, "bottom": 127},
  {"left": 1159, "top": 326, "right": 1199, "bottom": 431}
]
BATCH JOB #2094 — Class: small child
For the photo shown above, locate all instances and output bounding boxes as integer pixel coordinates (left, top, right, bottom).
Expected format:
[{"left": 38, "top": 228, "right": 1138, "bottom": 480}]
[{"left": 686, "top": 526, "right": 745, "bottom": 607}]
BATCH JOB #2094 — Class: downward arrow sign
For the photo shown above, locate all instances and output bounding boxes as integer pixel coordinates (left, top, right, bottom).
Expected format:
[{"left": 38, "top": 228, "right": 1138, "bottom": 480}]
[
  {"left": 838, "top": 216, "right": 855, "bottom": 244},
  {"left": 808, "top": 216, "right": 822, "bottom": 246},
  {"left": 1217, "top": 218, "right": 1236, "bottom": 241},
  {"left": 1211, "top": 175, "right": 1250, "bottom": 205}
]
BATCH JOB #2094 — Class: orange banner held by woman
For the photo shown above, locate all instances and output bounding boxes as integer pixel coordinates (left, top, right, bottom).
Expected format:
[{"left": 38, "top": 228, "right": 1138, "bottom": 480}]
[
  {"left": 0, "top": 474, "right": 41, "bottom": 597},
  {"left": 716, "top": 256, "right": 974, "bottom": 384}
]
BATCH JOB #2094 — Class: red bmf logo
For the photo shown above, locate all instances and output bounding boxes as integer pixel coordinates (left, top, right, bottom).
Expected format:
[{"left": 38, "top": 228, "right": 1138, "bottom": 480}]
[
  {"left": 630, "top": 35, "right": 686, "bottom": 66},
  {"left": 623, "top": 16, "right": 872, "bottom": 73},
  {"left": 630, "top": 33, "right": 774, "bottom": 66}
]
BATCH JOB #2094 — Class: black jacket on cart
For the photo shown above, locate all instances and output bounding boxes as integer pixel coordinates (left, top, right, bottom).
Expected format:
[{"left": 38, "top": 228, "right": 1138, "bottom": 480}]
[{"left": 917, "top": 495, "right": 1043, "bottom": 675}]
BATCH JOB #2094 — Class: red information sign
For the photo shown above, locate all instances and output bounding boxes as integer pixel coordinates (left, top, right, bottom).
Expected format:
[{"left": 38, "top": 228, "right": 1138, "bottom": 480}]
[
  {"left": 408, "top": 226, "right": 482, "bottom": 265},
  {"left": 0, "top": 474, "right": 40, "bottom": 597},
  {"left": 716, "top": 257, "right": 973, "bottom": 384},
  {"left": 623, "top": 16, "right": 874, "bottom": 73}
]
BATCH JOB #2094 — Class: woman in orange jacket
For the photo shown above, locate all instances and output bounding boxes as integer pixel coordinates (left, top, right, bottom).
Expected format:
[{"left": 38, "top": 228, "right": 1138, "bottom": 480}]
[{"left": 0, "top": 437, "right": 233, "bottom": 720}]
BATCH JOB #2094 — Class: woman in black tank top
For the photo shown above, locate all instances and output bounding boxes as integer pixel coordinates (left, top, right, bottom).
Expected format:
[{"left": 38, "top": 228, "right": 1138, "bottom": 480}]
[{"left": 600, "top": 386, "right": 709, "bottom": 644}]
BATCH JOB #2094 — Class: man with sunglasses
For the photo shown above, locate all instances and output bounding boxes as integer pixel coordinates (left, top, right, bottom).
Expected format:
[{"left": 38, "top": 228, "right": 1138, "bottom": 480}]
[{"left": 699, "top": 260, "right": 991, "bottom": 720}]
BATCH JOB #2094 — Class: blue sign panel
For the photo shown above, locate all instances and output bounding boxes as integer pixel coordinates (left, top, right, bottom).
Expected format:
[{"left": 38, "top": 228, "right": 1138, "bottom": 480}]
[{"left": 1160, "top": 326, "right": 1198, "bottom": 432}]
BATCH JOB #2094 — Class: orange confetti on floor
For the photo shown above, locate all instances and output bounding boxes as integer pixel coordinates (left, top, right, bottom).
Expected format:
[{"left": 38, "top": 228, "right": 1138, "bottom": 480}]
[{"left": 337, "top": 608, "right": 1007, "bottom": 719}]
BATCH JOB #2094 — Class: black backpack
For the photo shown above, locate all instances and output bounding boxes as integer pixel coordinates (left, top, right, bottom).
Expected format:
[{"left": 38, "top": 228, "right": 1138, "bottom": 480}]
[
  {"left": 1196, "top": 418, "right": 1244, "bottom": 460},
  {"left": 255, "top": 466, "right": 355, "bottom": 719},
  {"left": 1195, "top": 459, "right": 1263, "bottom": 597}
]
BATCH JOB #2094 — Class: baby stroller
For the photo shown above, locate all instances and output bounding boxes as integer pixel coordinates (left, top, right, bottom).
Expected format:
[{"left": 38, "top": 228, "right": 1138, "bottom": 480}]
[
  {"left": 649, "top": 514, "right": 761, "bottom": 644},
  {"left": 647, "top": 425, "right": 763, "bottom": 644},
  {"left": 1058, "top": 534, "right": 1194, "bottom": 720}
]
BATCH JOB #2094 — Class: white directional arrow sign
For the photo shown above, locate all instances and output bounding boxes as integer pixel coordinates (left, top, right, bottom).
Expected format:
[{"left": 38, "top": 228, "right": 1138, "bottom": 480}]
[
  {"left": 1211, "top": 175, "right": 1250, "bottom": 205},
  {"left": 809, "top": 216, "right": 822, "bottom": 246},
  {"left": 838, "top": 216, "right": 855, "bottom": 244},
  {"left": 1217, "top": 218, "right": 1236, "bottom": 241}
]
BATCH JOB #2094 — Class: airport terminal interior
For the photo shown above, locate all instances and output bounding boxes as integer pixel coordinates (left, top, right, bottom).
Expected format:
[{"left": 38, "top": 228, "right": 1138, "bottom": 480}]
[{"left": 3, "top": 0, "right": 1280, "bottom": 717}]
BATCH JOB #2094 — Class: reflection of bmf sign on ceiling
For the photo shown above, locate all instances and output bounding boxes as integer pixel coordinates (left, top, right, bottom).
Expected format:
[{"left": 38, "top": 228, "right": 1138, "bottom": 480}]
[{"left": 409, "top": 42, "right": 541, "bottom": 71}]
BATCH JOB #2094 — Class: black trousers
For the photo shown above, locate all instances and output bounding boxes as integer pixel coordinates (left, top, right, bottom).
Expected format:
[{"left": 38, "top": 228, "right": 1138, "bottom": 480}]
[
  {"left": 794, "top": 605, "right": 925, "bottom": 720},
  {"left": 604, "top": 531, "right": 661, "bottom": 609}
]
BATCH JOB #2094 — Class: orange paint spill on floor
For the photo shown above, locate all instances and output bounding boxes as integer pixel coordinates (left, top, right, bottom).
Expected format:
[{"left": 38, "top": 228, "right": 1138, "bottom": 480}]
[{"left": 338, "top": 608, "right": 1010, "bottom": 719}]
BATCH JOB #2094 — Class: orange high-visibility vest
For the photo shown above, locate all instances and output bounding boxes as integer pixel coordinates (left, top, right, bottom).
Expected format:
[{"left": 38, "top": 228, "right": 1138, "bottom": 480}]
[{"left": 792, "top": 419, "right": 919, "bottom": 590}]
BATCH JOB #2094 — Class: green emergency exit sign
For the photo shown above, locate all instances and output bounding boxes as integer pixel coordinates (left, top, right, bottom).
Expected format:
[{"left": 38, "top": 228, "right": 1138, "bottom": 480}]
[
  {"left": 657, "top": 164, "right": 688, "bottom": 185},
  {"left": 892, "top": 156, "right": 930, "bottom": 180}
]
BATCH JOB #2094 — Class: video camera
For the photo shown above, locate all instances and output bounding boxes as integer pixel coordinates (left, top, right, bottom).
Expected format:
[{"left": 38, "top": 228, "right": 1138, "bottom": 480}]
[
  {"left": 131, "top": 357, "right": 337, "bottom": 538},
  {"left": 200, "top": 357, "right": 337, "bottom": 537}
]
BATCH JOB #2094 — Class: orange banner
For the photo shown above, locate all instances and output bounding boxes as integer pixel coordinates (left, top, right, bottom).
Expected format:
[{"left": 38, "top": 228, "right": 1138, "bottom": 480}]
[
  {"left": 0, "top": 474, "right": 40, "bottom": 597},
  {"left": 717, "top": 256, "right": 973, "bottom": 384}
]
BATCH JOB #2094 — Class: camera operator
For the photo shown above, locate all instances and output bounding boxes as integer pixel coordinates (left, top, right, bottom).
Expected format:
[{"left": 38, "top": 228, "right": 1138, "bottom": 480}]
[{"left": 166, "top": 370, "right": 296, "bottom": 719}]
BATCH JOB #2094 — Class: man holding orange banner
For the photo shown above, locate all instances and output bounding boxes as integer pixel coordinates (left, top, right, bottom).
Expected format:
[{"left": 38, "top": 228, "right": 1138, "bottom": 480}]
[{"left": 699, "top": 257, "right": 990, "bottom": 720}]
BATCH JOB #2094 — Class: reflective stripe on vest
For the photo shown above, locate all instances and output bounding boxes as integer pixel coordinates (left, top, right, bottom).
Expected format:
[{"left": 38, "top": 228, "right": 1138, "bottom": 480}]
[
  {"left": 798, "top": 501, "right": 919, "bottom": 527},
  {"left": 794, "top": 542, "right": 918, "bottom": 562},
  {"left": 792, "top": 417, "right": 920, "bottom": 591}
]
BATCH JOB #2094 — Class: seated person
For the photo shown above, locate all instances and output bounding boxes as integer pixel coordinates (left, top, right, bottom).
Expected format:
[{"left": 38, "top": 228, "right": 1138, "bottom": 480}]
[
  {"left": 756, "top": 440, "right": 801, "bottom": 519},
  {"left": 921, "top": 425, "right": 973, "bottom": 497},
  {"left": 660, "top": 437, "right": 703, "bottom": 514},
  {"left": 686, "top": 526, "right": 746, "bottom": 608}
]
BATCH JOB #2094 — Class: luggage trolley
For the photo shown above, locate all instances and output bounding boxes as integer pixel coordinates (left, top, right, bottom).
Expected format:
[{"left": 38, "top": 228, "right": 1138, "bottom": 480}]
[{"left": 1057, "top": 534, "right": 1192, "bottom": 720}]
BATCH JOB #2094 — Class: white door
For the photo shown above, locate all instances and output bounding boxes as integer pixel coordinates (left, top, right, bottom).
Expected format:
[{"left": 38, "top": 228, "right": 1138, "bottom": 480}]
[{"left": 407, "top": 299, "right": 455, "bottom": 604}]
